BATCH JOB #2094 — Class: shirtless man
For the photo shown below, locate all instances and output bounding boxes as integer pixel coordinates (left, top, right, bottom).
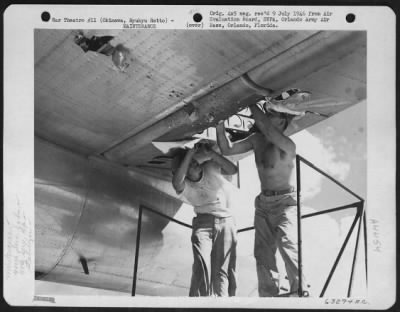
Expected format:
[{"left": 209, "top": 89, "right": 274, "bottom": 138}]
[
  {"left": 171, "top": 143, "right": 238, "bottom": 296},
  {"left": 216, "top": 103, "right": 306, "bottom": 297}
]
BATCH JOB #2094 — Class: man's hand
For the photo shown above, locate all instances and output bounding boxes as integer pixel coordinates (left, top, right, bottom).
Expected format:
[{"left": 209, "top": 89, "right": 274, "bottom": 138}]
[
  {"left": 188, "top": 143, "right": 200, "bottom": 154},
  {"left": 199, "top": 142, "right": 212, "bottom": 153},
  {"left": 195, "top": 142, "right": 213, "bottom": 160}
]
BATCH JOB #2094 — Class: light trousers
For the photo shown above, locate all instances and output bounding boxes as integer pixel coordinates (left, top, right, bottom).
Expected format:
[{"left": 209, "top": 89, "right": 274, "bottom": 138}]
[
  {"left": 254, "top": 193, "right": 306, "bottom": 297},
  {"left": 189, "top": 214, "right": 237, "bottom": 297}
]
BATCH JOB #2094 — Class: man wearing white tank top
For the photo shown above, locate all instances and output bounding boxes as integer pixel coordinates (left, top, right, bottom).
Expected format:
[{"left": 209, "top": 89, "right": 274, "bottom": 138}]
[{"left": 171, "top": 143, "right": 238, "bottom": 297}]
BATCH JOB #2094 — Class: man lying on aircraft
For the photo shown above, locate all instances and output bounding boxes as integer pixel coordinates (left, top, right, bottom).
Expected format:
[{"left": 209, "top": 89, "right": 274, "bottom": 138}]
[
  {"left": 171, "top": 142, "right": 238, "bottom": 297},
  {"left": 216, "top": 95, "right": 310, "bottom": 297}
]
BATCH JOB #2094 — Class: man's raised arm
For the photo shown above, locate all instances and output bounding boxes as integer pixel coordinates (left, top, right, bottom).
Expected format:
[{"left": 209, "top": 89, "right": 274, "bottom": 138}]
[
  {"left": 172, "top": 148, "right": 197, "bottom": 194},
  {"left": 216, "top": 122, "right": 254, "bottom": 156},
  {"left": 249, "top": 104, "right": 296, "bottom": 156},
  {"left": 200, "top": 144, "right": 237, "bottom": 175}
]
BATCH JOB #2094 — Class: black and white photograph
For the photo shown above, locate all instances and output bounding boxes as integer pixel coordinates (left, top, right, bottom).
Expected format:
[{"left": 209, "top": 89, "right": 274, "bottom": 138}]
[{"left": 3, "top": 5, "right": 396, "bottom": 309}]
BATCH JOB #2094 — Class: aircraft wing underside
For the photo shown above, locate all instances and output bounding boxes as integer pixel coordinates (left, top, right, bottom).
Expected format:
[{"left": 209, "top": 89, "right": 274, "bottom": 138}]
[
  {"left": 35, "top": 29, "right": 366, "bottom": 179},
  {"left": 34, "top": 29, "right": 366, "bottom": 295}
]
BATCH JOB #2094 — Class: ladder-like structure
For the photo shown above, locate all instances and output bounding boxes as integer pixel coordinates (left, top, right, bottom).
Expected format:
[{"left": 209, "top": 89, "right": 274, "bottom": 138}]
[
  {"left": 296, "top": 155, "right": 367, "bottom": 298},
  {"left": 130, "top": 154, "right": 367, "bottom": 297}
]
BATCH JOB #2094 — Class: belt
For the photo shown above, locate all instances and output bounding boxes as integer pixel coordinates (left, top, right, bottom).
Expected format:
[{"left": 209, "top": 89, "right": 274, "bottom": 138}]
[
  {"left": 262, "top": 187, "right": 295, "bottom": 196},
  {"left": 195, "top": 213, "right": 231, "bottom": 219}
]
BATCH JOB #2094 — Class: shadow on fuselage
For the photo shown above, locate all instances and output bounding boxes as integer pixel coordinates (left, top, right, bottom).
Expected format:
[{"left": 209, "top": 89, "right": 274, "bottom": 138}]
[{"left": 35, "top": 137, "right": 182, "bottom": 293}]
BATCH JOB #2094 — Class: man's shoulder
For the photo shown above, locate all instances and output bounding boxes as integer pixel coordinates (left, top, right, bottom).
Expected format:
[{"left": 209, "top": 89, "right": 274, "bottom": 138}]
[
  {"left": 202, "top": 161, "right": 226, "bottom": 179},
  {"left": 201, "top": 160, "right": 219, "bottom": 171},
  {"left": 252, "top": 132, "right": 296, "bottom": 145}
]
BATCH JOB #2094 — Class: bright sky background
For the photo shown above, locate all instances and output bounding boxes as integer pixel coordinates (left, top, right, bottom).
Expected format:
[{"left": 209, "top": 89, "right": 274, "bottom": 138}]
[
  {"left": 233, "top": 101, "right": 367, "bottom": 297},
  {"left": 36, "top": 102, "right": 367, "bottom": 298},
  {"left": 292, "top": 101, "right": 367, "bottom": 297}
]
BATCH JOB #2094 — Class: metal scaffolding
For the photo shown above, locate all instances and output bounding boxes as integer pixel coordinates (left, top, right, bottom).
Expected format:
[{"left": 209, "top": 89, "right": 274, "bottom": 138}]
[
  {"left": 131, "top": 154, "right": 367, "bottom": 297},
  {"left": 296, "top": 155, "right": 367, "bottom": 298}
]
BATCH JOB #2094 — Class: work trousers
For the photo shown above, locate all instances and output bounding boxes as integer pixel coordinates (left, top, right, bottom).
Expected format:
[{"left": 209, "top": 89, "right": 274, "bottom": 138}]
[
  {"left": 254, "top": 193, "right": 305, "bottom": 297},
  {"left": 189, "top": 214, "right": 237, "bottom": 297}
]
